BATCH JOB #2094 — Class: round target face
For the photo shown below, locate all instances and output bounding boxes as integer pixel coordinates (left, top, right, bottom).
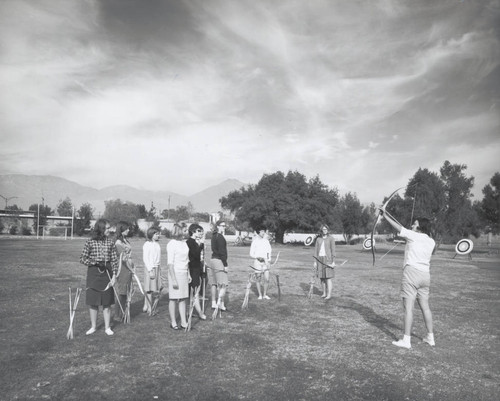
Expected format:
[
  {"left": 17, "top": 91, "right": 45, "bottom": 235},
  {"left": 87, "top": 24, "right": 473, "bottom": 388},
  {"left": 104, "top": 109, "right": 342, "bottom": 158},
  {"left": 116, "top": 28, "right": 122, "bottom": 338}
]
[
  {"left": 363, "top": 237, "right": 374, "bottom": 250},
  {"left": 304, "top": 236, "right": 315, "bottom": 246},
  {"left": 455, "top": 239, "right": 473, "bottom": 255}
]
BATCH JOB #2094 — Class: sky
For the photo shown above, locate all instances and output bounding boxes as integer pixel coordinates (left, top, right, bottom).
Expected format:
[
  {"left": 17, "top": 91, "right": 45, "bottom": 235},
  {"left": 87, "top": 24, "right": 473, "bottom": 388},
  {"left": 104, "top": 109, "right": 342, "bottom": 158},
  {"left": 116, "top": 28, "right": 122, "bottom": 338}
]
[{"left": 0, "top": 0, "right": 499, "bottom": 206}]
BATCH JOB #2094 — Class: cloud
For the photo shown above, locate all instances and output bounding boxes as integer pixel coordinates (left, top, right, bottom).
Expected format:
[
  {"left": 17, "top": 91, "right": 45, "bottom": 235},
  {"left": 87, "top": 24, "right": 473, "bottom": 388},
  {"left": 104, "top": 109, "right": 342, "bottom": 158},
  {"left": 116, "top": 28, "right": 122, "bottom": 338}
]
[{"left": 0, "top": 0, "right": 499, "bottom": 204}]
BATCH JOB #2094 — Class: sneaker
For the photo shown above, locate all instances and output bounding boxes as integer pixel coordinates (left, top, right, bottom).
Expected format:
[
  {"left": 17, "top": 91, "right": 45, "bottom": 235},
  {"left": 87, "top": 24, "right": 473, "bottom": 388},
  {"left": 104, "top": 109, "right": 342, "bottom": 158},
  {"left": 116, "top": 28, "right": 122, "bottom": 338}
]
[
  {"left": 423, "top": 336, "right": 435, "bottom": 346},
  {"left": 258, "top": 296, "right": 263, "bottom": 300},
  {"left": 212, "top": 302, "right": 217, "bottom": 309},
  {"left": 85, "top": 327, "right": 96, "bottom": 336},
  {"left": 219, "top": 304, "right": 227, "bottom": 311},
  {"left": 199, "top": 314, "right": 207, "bottom": 320},
  {"left": 392, "top": 339, "right": 411, "bottom": 349},
  {"left": 263, "top": 295, "right": 271, "bottom": 300},
  {"left": 104, "top": 328, "right": 114, "bottom": 336}
]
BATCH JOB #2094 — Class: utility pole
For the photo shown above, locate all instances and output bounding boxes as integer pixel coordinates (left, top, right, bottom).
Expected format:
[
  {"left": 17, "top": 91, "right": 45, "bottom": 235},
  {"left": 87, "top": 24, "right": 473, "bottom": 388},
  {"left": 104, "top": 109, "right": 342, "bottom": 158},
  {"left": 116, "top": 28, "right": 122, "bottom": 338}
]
[{"left": 0, "top": 194, "right": 18, "bottom": 209}]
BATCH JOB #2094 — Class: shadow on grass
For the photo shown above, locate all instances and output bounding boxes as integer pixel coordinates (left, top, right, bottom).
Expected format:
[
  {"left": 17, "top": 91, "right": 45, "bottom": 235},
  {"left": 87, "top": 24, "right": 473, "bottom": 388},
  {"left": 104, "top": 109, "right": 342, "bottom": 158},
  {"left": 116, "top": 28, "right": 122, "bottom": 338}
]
[
  {"left": 298, "top": 282, "right": 322, "bottom": 297},
  {"left": 338, "top": 300, "right": 400, "bottom": 340}
]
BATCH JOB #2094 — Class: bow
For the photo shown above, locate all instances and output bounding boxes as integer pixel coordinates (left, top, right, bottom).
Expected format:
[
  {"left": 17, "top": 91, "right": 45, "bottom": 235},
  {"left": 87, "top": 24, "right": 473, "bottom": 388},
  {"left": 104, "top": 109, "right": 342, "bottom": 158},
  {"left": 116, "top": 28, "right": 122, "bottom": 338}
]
[
  {"left": 371, "top": 186, "right": 405, "bottom": 266},
  {"left": 313, "top": 256, "right": 348, "bottom": 269}
]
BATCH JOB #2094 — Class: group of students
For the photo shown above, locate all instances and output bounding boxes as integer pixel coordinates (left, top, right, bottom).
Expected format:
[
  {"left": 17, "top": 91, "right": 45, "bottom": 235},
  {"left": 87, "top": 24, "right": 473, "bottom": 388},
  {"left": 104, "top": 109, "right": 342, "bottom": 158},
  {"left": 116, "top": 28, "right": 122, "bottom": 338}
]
[
  {"left": 80, "top": 211, "right": 436, "bottom": 349},
  {"left": 79, "top": 219, "right": 229, "bottom": 335}
]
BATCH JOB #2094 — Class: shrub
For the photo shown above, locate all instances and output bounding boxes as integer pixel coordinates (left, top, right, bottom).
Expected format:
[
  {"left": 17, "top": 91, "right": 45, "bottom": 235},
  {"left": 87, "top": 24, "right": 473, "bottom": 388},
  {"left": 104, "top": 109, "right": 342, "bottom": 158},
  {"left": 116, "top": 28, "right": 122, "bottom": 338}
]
[
  {"left": 161, "top": 228, "right": 172, "bottom": 238},
  {"left": 9, "top": 226, "right": 18, "bottom": 235}
]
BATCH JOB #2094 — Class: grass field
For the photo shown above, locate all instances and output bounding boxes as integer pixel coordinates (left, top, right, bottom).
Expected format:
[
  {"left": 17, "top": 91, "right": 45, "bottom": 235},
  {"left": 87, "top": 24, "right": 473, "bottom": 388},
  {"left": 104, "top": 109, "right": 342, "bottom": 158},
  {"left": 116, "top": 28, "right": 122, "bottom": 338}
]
[{"left": 0, "top": 237, "right": 499, "bottom": 401}]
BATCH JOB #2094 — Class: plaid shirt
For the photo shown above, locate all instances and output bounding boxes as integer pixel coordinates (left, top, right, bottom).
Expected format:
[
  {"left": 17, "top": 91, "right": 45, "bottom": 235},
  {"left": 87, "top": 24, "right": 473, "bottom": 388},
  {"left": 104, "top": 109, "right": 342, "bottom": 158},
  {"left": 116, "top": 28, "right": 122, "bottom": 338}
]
[{"left": 80, "top": 238, "right": 119, "bottom": 274}]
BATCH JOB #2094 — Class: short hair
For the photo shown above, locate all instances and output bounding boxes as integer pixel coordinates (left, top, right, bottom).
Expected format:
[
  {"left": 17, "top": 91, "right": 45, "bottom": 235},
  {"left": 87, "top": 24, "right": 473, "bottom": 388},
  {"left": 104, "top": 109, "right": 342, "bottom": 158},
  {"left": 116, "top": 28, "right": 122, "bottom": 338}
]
[
  {"left": 318, "top": 224, "right": 329, "bottom": 235},
  {"left": 115, "top": 221, "right": 130, "bottom": 242},
  {"left": 146, "top": 227, "right": 159, "bottom": 240},
  {"left": 254, "top": 225, "right": 266, "bottom": 233},
  {"left": 213, "top": 220, "right": 225, "bottom": 233},
  {"left": 188, "top": 223, "right": 203, "bottom": 237},
  {"left": 415, "top": 217, "right": 431, "bottom": 236},
  {"left": 92, "top": 219, "right": 110, "bottom": 241},
  {"left": 172, "top": 222, "right": 187, "bottom": 240}
]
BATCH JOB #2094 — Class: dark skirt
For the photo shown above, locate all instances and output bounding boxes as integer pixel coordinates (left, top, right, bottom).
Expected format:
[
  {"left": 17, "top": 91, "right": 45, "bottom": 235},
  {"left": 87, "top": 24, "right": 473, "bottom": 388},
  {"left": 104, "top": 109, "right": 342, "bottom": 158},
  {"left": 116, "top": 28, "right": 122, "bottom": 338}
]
[
  {"left": 86, "top": 264, "right": 115, "bottom": 307},
  {"left": 116, "top": 260, "right": 133, "bottom": 296},
  {"left": 189, "top": 266, "right": 202, "bottom": 288},
  {"left": 318, "top": 256, "right": 335, "bottom": 280}
]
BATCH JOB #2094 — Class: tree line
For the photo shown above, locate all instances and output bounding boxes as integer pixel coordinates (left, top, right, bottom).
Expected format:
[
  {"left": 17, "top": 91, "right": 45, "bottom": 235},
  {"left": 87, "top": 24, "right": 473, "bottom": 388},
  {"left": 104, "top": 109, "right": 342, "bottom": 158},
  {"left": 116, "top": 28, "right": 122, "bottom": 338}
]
[
  {"left": 1, "top": 160, "right": 498, "bottom": 243},
  {"left": 221, "top": 161, "right": 499, "bottom": 245}
]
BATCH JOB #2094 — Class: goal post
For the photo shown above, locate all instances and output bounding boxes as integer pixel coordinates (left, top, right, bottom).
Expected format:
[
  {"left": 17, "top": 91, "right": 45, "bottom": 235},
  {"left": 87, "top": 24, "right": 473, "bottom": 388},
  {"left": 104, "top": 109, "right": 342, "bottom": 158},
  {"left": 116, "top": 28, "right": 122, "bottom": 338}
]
[{"left": 39, "top": 226, "right": 70, "bottom": 240}]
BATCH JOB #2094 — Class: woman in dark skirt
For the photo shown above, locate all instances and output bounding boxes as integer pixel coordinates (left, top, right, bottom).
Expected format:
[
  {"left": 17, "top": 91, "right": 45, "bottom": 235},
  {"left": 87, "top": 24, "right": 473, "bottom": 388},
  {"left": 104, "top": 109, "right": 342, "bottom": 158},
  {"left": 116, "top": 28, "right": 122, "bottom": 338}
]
[
  {"left": 186, "top": 223, "right": 206, "bottom": 320},
  {"left": 313, "top": 224, "right": 336, "bottom": 300},
  {"left": 115, "top": 221, "right": 133, "bottom": 320},
  {"left": 80, "top": 219, "right": 119, "bottom": 336}
]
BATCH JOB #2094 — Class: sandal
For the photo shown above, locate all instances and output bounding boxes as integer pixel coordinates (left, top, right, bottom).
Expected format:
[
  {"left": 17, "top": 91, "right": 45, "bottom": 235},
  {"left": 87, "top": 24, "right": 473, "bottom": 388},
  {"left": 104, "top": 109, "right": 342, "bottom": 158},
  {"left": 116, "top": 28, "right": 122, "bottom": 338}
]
[
  {"left": 180, "top": 324, "right": 188, "bottom": 330},
  {"left": 170, "top": 325, "right": 179, "bottom": 330}
]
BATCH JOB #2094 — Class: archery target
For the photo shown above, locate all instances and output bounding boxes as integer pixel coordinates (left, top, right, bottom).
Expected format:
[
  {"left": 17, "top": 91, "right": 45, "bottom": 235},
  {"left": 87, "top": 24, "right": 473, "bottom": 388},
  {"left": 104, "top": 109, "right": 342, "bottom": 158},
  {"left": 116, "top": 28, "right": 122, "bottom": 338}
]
[
  {"left": 304, "top": 236, "right": 315, "bottom": 246},
  {"left": 455, "top": 239, "right": 473, "bottom": 255},
  {"left": 363, "top": 237, "right": 374, "bottom": 250}
]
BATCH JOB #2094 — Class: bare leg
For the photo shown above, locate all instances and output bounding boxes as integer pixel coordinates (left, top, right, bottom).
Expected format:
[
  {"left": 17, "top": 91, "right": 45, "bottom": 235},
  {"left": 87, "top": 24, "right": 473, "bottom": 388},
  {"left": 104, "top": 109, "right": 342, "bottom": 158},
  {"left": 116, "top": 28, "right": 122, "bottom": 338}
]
[
  {"left": 321, "top": 281, "right": 326, "bottom": 297},
  {"left": 256, "top": 280, "right": 262, "bottom": 298},
  {"left": 218, "top": 285, "right": 227, "bottom": 309},
  {"left": 417, "top": 297, "right": 433, "bottom": 334},
  {"left": 169, "top": 300, "right": 178, "bottom": 327},
  {"left": 103, "top": 307, "right": 111, "bottom": 330},
  {"left": 193, "top": 289, "right": 205, "bottom": 318},
  {"left": 402, "top": 297, "right": 415, "bottom": 336},
  {"left": 179, "top": 300, "right": 187, "bottom": 327},
  {"left": 263, "top": 271, "right": 270, "bottom": 297},
  {"left": 145, "top": 293, "right": 153, "bottom": 314},
  {"left": 211, "top": 284, "right": 217, "bottom": 307},
  {"left": 89, "top": 306, "right": 97, "bottom": 329},
  {"left": 325, "top": 279, "right": 333, "bottom": 299}
]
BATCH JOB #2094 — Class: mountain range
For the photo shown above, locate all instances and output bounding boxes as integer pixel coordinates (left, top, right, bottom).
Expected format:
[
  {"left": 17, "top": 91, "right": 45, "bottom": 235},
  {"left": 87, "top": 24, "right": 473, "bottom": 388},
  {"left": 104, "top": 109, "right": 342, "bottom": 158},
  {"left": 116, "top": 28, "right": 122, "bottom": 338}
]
[{"left": 0, "top": 174, "right": 246, "bottom": 215}]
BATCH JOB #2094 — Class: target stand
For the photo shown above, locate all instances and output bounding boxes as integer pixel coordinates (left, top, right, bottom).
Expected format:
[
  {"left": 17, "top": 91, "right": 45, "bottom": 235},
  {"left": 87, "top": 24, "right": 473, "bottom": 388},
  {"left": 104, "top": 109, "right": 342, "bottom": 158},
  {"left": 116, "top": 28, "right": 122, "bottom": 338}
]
[{"left": 452, "top": 239, "right": 473, "bottom": 260}]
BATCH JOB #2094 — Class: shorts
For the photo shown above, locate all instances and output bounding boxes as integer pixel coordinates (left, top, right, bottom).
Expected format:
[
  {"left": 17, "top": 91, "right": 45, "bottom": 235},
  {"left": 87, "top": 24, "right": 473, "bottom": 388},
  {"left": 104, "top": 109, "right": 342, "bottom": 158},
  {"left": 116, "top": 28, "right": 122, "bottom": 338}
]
[
  {"left": 210, "top": 258, "right": 228, "bottom": 285},
  {"left": 253, "top": 259, "right": 270, "bottom": 281},
  {"left": 400, "top": 265, "right": 430, "bottom": 300}
]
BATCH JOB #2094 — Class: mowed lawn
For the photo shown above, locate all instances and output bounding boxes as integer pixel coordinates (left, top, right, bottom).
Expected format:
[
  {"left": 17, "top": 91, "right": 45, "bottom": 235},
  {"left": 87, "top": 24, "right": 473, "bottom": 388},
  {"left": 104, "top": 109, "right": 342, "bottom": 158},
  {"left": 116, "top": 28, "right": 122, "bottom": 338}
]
[{"left": 0, "top": 236, "right": 499, "bottom": 401}]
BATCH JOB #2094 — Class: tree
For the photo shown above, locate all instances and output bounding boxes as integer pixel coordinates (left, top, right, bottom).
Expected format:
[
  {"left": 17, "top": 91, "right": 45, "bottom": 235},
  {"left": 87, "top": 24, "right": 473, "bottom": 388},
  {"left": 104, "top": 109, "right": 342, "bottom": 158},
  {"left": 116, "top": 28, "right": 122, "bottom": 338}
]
[
  {"left": 28, "top": 203, "right": 53, "bottom": 235},
  {"left": 173, "top": 205, "right": 190, "bottom": 222},
  {"left": 336, "top": 192, "right": 364, "bottom": 243},
  {"left": 103, "top": 199, "right": 142, "bottom": 224},
  {"left": 146, "top": 202, "right": 157, "bottom": 221},
  {"left": 440, "top": 161, "right": 480, "bottom": 241},
  {"left": 405, "top": 168, "right": 447, "bottom": 242},
  {"left": 221, "top": 171, "right": 339, "bottom": 243},
  {"left": 137, "top": 204, "right": 148, "bottom": 219},
  {"left": 5, "top": 204, "right": 21, "bottom": 212},
  {"left": 74, "top": 203, "right": 94, "bottom": 236},
  {"left": 192, "top": 212, "right": 210, "bottom": 222},
  {"left": 161, "top": 205, "right": 191, "bottom": 222},
  {"left": 478, "top": 172, "right": 500, "bottom": 234},
  {"left": 57, "top": 197, "right": 73, "bottom": 217}
]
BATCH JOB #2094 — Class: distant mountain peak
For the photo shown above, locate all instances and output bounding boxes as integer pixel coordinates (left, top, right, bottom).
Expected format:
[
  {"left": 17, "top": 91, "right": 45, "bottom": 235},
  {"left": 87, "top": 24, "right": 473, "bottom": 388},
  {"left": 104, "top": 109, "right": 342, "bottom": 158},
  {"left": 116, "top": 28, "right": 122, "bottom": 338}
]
[{"left": 0, "top": 174, "right": 247, "bottom": 214}]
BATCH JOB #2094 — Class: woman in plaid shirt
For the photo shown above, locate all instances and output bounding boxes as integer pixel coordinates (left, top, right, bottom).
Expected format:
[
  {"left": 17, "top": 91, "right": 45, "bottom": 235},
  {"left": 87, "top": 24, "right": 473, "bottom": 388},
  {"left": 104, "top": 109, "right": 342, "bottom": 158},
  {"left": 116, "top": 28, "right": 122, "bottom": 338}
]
[{"left": 80, "top": 219, "right": 119, "bottom": 336}]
